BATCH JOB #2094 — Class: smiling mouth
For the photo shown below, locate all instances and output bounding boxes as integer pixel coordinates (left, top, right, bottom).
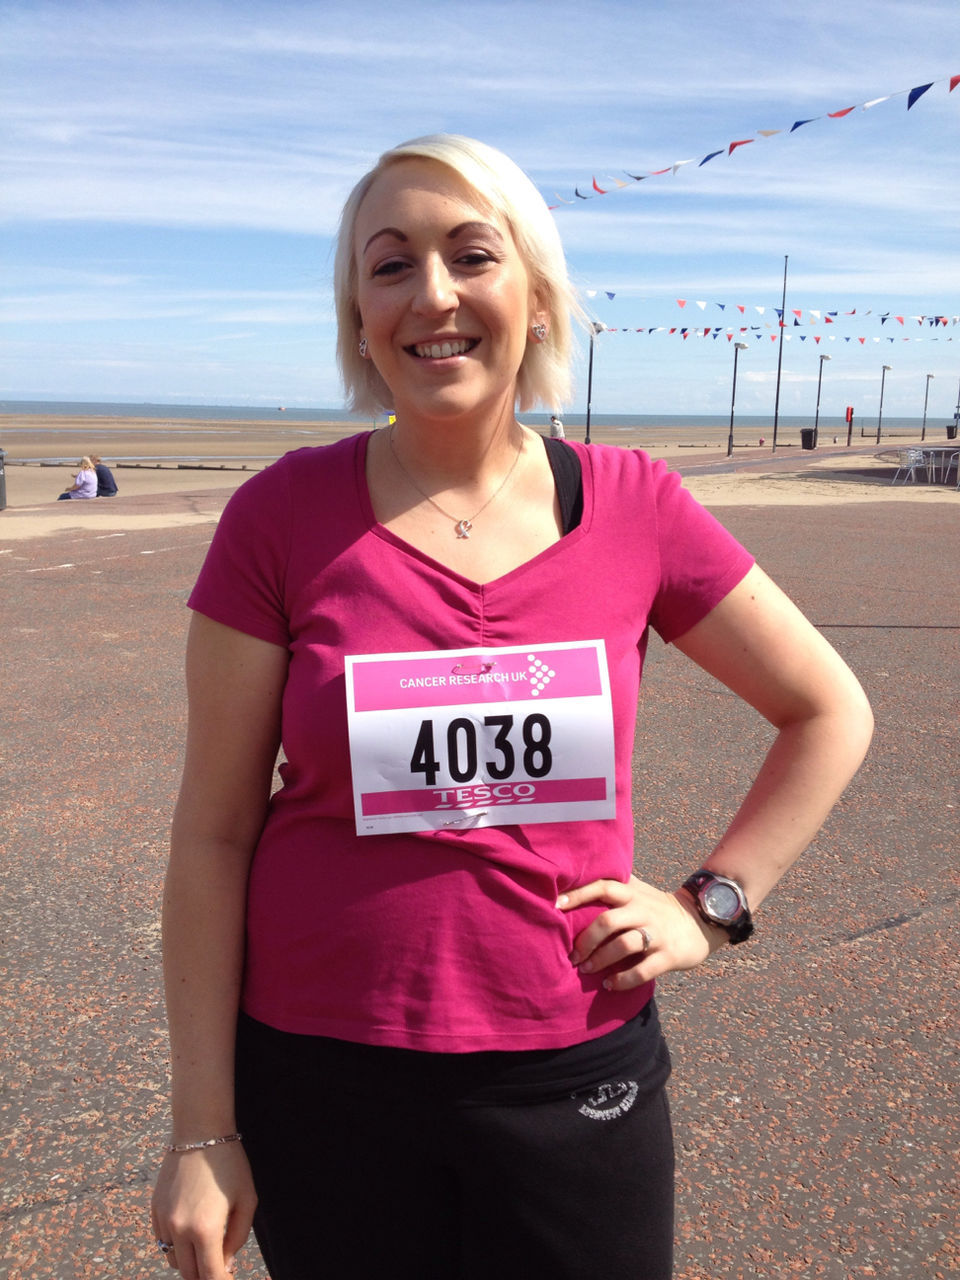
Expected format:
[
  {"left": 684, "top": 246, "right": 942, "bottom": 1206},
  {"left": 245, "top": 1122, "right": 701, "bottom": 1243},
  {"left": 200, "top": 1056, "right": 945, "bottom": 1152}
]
[{"left": 408, "top": 338, "right": 479, "bottom": 359}]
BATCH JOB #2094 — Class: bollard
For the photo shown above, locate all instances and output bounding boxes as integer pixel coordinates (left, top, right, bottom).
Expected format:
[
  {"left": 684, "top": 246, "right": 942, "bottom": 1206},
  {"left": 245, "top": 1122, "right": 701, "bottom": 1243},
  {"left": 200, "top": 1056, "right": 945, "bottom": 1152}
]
[{"left": 0, "top": 448, "right": 6, "bottom": 511}]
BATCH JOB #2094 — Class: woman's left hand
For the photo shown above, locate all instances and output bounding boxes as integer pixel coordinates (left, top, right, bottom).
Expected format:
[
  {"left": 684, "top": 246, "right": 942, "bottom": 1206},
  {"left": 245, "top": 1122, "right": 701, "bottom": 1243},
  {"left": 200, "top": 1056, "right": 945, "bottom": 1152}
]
[{"left": 557, "top": 875, "right": 727, "bottom": 991}]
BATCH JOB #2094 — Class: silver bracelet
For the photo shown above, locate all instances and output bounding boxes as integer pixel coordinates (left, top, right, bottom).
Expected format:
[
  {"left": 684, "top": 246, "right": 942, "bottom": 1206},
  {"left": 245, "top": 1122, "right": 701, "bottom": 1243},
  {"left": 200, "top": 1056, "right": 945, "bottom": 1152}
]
[{"left": 165, "top": 1131, "right": 242, "bottom": 1153}]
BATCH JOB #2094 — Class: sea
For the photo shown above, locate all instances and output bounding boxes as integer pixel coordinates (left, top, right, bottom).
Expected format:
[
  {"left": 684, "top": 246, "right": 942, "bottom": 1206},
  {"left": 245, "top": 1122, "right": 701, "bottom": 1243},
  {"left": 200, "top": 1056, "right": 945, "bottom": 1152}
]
[{"left": 0, "top": 399, "right": 941, "bottom": 438}]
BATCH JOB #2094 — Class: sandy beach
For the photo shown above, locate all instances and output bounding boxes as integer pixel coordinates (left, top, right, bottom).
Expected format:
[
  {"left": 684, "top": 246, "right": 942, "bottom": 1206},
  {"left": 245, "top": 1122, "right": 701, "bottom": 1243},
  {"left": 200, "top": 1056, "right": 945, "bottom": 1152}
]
[{"left": 1, "top": 412, "right": 956, "bottom": 543}]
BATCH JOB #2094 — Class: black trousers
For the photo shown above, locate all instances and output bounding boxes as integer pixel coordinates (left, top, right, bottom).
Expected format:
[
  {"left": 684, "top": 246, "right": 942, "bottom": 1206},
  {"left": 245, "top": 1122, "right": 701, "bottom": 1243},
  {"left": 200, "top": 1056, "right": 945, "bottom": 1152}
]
[{"left": 236, "top": 1008, "right": 675, "bottom": 1280}]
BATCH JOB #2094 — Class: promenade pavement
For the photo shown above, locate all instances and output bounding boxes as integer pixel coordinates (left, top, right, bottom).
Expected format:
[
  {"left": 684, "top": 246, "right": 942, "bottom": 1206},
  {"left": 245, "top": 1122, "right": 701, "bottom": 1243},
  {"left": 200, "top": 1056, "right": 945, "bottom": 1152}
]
[{"left": 1, "top": 471, "right": 957, "bottom": 1278}]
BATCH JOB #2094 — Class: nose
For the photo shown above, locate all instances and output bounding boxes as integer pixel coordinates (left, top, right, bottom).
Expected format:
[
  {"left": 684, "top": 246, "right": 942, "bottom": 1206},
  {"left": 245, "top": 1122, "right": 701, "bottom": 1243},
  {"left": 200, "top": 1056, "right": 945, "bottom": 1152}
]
[{"left": 413, "top": 254, "right": 458, "bottom": 315}]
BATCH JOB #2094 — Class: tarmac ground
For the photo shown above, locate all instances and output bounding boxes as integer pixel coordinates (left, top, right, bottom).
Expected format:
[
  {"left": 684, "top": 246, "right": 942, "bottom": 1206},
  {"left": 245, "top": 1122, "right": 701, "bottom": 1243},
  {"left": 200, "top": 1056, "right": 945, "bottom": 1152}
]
[{"left": 1, "top": 464, "right": 958, "bottom": 1278}]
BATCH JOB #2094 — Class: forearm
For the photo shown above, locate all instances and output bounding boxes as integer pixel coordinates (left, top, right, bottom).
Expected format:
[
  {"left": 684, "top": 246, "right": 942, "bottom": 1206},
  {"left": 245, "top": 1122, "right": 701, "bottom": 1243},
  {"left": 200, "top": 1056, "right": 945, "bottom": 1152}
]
[
  {"left": 671, "top": 565, "right": 874, "bottom": 913},
  {"left": 562, "top": 699, "right": 872, "bottom": 982},
  {"left": 562, "top": 567, "right": 872, "bottom": 981},
  {"left": 162, "top": 825, "right": 254, "bottom": 1140},
  {"left": 695, "top": 697, "right": 873, "bottom": 910}
]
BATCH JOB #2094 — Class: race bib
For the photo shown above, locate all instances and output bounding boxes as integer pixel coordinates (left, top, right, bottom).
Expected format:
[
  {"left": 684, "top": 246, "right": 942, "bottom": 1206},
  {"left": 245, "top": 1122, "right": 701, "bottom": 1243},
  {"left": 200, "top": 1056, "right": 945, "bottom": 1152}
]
[{"left": 345, "top": 641, "right": 616, "bottom": 836}]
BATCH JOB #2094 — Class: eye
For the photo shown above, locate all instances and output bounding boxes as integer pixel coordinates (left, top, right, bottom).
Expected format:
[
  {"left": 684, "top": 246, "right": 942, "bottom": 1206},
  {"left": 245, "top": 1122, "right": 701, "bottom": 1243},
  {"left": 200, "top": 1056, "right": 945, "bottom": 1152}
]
[
  {"left": 370, "top": 258, "right": 410, "bottom": 278},
  {"left": 456, "top": 250, "right": 497, "bottom": 267}
]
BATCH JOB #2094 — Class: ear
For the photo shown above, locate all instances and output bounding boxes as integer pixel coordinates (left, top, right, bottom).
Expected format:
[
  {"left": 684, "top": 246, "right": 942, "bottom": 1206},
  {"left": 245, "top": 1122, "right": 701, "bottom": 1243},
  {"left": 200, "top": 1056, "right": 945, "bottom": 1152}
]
[{"left": 529, "top": 295, "right": 550, "bottom": 341}]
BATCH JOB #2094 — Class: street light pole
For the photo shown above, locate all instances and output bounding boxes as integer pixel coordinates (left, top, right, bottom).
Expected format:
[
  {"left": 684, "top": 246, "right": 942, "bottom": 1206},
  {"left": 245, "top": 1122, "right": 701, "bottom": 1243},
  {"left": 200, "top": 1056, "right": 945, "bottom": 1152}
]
[
  {"left": 726, "top": 342, "right": 749, "bottom": 458},
  {"left": 772, "top": 254, "right": 788, "bottom": 452},
  {"left": 584, "top": 322, "right": 605, "bottom": 444},
  {"left": 921, "top": 373, "right": 934, "bottom": 442},
  {"left": 876, "top": 365, "right": 891, "bottom": 444},
  {"left": 813, "top": 353, "right": 831, "bottom": 448}
]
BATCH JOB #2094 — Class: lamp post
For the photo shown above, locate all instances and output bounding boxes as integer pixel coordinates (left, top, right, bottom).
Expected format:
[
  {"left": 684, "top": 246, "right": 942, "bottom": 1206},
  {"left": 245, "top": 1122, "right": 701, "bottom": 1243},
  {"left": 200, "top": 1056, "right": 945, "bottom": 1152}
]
[
  {"left": 920, "top": 373, "right": 935, "bottom": 442},
  {"left": 813, "top": 353, "right": 831, "bottom": 448},
  {"left": 772, "top": 254, "right": 788, "bottom": 452},
  {"left": 584, "top": 322, "right": 606, "bottom": 444},
  {"left": 875, "top": 365, "right": 891, "bottom": 444},
  {"left": 952, "top": 374, "right": 960, "bottom": 440},
  {"left": 726, "top": 342, "right": 749, "bottom": 458}
]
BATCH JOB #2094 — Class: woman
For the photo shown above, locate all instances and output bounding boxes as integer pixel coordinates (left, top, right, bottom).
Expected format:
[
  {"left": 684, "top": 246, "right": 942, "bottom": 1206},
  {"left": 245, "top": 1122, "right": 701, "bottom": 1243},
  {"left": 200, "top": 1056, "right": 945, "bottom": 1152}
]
[
  {"left": 57, "top": 456, "right": 98, "bottom": 499},
  {"left": 151, "top": 135, "right": 872, "bottom": 1280}
]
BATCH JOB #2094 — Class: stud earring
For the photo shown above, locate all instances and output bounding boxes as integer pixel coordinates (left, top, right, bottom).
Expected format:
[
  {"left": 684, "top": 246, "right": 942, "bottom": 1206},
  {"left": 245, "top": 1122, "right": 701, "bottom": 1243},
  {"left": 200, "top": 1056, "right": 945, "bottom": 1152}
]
[
  {"left": 531, "top": 323, "right": 547, "bottom": 342},
  {"left": 358, "top": 337, "right": 368, "bottom": 358}
]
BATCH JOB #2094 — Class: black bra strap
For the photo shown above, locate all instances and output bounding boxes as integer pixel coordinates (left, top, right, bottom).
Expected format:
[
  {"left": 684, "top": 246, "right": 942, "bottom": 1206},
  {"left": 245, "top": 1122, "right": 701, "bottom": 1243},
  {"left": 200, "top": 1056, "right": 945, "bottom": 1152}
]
[{"left": 542, "top": 435, "right": 584, "bottom": 534}]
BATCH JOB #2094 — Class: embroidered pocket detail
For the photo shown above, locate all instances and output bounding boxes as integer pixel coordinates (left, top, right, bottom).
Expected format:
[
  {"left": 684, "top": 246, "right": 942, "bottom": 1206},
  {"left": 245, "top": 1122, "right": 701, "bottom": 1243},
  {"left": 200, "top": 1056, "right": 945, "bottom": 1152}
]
[{"left": 577, "top": 1079, "right": 639, "bottom": 1121}]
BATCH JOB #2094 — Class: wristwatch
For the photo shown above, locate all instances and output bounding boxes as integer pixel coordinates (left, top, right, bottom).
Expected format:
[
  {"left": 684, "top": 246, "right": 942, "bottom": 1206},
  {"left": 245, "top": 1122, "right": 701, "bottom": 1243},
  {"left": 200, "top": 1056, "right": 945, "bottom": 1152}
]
[{"left": 680, "top": 870, "right": 754, "bottom": 945}]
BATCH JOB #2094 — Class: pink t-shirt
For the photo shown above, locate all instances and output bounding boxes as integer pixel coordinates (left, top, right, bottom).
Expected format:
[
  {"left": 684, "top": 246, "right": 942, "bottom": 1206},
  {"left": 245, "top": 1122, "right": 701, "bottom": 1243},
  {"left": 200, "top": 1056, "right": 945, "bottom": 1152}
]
[{"left": 189, "top": 434, "right": 754, "bottom": 1051}]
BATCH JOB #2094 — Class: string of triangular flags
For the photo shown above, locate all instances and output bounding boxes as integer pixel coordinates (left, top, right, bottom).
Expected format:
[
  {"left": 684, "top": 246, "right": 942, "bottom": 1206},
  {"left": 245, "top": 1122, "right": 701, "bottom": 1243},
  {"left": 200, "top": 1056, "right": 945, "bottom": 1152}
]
[
  {"left": 548, "top": 72, "right": 959, "bottom": 208},
  {"left": 594, "top": 327, "right": 956, "bottom": 344},
  {"left": 584, "top": 294, "right": 959, "bottom": 328}
]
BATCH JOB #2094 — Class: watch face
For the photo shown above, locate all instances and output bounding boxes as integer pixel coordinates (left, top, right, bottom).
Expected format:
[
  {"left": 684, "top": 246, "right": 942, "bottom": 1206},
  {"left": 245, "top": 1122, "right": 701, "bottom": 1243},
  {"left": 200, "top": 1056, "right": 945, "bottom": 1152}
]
[{"left": 702, "top": 881, "right": 741, "bottom": 923}]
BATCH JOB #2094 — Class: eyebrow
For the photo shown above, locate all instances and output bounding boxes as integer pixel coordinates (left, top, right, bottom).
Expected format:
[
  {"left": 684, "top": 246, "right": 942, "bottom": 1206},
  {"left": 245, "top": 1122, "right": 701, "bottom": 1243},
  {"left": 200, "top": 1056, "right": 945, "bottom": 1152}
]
[
  {"left": 361, "top": 221, "right": 505, "bottom": 256},
  {"left": 362, "top": 227, "right": 407, "bottom": 254}
]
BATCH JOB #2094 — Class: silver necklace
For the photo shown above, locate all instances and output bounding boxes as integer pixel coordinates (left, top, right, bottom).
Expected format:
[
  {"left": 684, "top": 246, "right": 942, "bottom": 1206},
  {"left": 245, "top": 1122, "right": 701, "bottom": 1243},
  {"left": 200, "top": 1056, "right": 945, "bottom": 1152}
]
[{"left": 387, "top": 425, "right": 524, "bottom": 539}]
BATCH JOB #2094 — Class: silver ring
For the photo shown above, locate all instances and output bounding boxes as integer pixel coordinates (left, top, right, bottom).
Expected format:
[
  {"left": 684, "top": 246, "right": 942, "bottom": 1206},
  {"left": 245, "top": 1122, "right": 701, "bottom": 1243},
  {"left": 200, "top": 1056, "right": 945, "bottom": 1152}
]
[
  {"left": 156, "top": 1240, "right": 175, "bottom": 1254},
  {"left": 638, "top": 928, "right": 651, "bottom": 953}
]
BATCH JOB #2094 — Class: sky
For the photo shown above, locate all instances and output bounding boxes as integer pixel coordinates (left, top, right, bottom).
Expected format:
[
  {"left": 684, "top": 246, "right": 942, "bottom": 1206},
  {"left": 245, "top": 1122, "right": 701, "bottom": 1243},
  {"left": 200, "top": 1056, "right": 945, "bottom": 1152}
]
[{"left": 2, "top": 0, "right": 959, "bottom": 422}]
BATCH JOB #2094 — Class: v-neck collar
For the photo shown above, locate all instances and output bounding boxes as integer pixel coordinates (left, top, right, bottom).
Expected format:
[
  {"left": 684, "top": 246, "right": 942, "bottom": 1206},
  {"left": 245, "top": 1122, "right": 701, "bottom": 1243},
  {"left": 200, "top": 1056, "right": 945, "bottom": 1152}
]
[{"left": 354, "top": 431, "right": 593, "bottom": 592}]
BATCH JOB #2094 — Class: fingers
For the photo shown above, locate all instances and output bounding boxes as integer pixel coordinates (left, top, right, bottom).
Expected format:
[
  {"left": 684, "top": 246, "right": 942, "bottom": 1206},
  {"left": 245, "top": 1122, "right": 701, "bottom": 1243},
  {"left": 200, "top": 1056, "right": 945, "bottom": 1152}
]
[
  {"left": 151, "top": 1146, "right": 255, "bottom": 1280},
  {"left": 573, "top": 916, "right": 655, "bottom": 990},
  {"left": 555, "top": 877, "right": 634, "bottom": 912},
  {"left": 151, "top": 1208, "right": 181, "bottom": 1270},
  {"left": 152, "top": 1238, "right": 179, "bottom": 1271},
  {"left": 150, "top": 1225, "right": 240, "bottom": 1280},
  {"left": 151, "top": 1235, "right": 235, "bottom": 1280},
  {"left": 558, "top": 876, "right": 714, "bottom": 988},
  {"left": 222, "top": 1198, "right": 258, "bottom": 1274},
  {"left": 558, "top": 877, "right": 657, "bottom": 989}
]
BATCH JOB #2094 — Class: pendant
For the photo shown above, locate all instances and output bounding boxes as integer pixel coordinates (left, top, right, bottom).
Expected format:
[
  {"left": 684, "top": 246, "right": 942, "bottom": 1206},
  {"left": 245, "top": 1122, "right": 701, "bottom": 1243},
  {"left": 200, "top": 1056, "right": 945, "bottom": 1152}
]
[{"left": 454, "top": 518, "right": 473, "bottom": 539}]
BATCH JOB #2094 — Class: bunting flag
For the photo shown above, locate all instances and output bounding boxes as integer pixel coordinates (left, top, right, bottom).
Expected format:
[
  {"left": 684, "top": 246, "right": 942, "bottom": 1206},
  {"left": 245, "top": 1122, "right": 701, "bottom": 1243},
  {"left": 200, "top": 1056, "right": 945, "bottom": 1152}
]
[
  {"left": 546, "top": 72, "right": 958, "bottom": 208},
  {"left": 589, "top": 291, "right": 959, "bottom": 327},
  {"left": 584, "top": 327, "right": 955, "bottom": 344}
]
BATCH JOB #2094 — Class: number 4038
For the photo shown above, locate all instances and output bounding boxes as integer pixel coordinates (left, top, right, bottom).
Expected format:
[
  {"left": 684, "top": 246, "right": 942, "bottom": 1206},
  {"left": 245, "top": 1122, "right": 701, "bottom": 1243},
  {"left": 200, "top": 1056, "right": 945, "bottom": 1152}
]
[{"left": 410, "top": 714, "right": 553, "bottom": 787}]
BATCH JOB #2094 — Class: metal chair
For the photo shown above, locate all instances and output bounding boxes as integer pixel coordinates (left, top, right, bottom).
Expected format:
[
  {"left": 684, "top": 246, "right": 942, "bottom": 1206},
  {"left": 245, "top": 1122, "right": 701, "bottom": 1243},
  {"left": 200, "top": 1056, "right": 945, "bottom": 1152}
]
[
  {"left": 922, "top": 447, "right": 958, "bottom": 484},
  {"left": 891, "top": 448, "right": 930, "bottom": 485}
]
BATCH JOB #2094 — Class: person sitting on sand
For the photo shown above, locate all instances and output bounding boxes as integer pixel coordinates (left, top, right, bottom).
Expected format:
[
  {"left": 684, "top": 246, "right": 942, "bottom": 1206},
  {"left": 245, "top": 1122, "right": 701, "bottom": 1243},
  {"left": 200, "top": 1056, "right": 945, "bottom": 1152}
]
[
  {"left": 91, "top": 455, "right": 118, "bottom": 497},
  {"left": 57, "top": 457, "right": 98, "bottom": 500}
]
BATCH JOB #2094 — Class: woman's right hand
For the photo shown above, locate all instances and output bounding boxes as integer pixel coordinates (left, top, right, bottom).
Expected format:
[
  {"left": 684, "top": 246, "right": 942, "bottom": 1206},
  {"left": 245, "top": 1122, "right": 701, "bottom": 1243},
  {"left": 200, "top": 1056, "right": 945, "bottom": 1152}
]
[{"left": 151, "top": 1143, "right": 258, "bottom": 1279}]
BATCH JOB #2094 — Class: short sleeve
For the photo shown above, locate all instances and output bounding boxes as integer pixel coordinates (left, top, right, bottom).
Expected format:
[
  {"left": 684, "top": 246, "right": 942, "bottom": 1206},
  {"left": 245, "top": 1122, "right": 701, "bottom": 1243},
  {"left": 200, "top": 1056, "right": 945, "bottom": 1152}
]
[
  {"left": 646, "top": 462, "right": 755, "bottom": 644},
  {"left": 188, "top": 460, "right": 293, "bottom": 648}
]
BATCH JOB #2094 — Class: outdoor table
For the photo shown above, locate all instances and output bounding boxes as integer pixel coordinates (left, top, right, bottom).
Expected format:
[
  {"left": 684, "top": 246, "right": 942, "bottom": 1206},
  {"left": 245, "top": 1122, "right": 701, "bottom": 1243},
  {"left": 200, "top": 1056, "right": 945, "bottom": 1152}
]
[{"left": 920, "top": 445, "right": 959, "bottom": 484}]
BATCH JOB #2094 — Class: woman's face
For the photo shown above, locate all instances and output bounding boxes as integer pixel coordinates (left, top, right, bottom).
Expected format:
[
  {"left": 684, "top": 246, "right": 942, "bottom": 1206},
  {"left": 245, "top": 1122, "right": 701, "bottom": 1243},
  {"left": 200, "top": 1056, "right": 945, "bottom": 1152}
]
[{"left": 354, "top": 158, "right": 539, "bottom": 424}]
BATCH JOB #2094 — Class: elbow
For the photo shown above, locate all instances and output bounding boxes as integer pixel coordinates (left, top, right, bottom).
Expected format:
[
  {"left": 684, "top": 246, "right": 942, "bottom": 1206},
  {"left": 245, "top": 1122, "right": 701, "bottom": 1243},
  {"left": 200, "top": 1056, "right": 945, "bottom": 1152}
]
[
  {"left": 850, "top": 683, "right": 875, "bottom": 763},
  {"left": 824, "top": 674, "right": 874, "bottom": 775},
  {"left": 779, "top": 669, "right": 874, "bottom": 770}
]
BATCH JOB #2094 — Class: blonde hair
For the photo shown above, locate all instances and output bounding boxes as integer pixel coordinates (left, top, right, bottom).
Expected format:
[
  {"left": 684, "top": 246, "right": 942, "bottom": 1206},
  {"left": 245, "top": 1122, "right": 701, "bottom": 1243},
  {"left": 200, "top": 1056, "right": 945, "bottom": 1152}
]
[
  {"left": 334, "top": 134, "right": 581, "bottom": 414},
  {"left": 79, "top": 456, "right": 95, "bottom": 471}
]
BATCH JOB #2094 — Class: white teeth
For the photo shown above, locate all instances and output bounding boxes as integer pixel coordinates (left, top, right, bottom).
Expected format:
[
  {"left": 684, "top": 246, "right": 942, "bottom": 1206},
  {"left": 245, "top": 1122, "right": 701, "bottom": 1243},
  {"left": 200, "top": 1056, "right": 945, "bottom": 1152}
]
[{"left": 414, "top": 339, "right": 471, "bottom": 358}]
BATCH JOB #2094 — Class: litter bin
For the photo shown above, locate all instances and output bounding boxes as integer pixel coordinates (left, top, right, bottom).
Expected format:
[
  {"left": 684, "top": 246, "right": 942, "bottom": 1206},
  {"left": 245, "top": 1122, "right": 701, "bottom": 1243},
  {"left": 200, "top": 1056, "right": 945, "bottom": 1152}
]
[
  {"left": 800, "top": 428, "right": 816, "bottom": 450},
  {"left": 0, "top": 449, "right": 6, "bottom": 511},
  {"left": 947, "top": 422, "right": 958, "bottom": 440}
]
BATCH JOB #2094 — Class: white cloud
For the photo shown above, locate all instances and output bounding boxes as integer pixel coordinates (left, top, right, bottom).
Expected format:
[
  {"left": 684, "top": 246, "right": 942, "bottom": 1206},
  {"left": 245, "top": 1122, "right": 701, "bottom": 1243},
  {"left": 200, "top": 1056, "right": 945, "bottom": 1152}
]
[{"left": 3, "top": 0, "right": 958, "bottom": 408}]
